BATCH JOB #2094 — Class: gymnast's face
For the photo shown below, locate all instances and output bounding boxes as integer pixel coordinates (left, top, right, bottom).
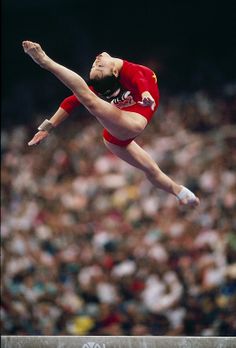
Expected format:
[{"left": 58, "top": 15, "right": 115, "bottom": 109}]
[
  {"left": 88, "top": 52, "right": 120, "bottom": 96},
  {"left": 89, "top": 52, "right": 115, "bottom": 79}
]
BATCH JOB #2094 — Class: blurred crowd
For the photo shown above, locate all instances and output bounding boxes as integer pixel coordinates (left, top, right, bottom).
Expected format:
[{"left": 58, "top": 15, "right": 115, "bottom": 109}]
[{"left": 1, "top": 86, "right": 236, "bottom": 336}]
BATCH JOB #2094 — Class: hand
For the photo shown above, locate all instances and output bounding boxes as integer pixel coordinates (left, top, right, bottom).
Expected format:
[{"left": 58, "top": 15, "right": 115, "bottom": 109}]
[
  {"left": 28, "top": 130, "right": 49, "bottom": 146},
  {"left": 138, "top": 91, "right": 156, "bottom": 111}
]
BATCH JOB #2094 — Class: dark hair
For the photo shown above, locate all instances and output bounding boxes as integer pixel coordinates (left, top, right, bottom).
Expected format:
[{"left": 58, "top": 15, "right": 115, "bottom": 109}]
[{"left": 88, "top": 75, "right": 120, "bottom": 97}]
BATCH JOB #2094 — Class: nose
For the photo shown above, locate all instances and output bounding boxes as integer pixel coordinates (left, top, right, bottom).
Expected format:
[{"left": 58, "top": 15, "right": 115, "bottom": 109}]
[{"left": 96, "top": 52, "right": 108, "bottom": 59}]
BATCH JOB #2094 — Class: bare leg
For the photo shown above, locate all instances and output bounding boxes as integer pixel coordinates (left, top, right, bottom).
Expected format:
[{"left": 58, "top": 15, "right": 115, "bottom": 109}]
[
  {"left": 104, "top": 139, "right": 200, "bottom": 207},
  {"left": 22, "top": 41, "right": 147, "bottom": 140}
]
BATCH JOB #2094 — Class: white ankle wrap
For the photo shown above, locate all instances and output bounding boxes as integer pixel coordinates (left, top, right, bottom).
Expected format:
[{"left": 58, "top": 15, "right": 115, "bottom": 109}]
[{"left": 176, "top": 186, "right": 196, "bottom": 202}]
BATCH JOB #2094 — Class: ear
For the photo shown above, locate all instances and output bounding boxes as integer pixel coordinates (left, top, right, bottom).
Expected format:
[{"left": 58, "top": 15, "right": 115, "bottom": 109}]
[{"left": 112, "top": 67, "right": 119, "bottom": 77}]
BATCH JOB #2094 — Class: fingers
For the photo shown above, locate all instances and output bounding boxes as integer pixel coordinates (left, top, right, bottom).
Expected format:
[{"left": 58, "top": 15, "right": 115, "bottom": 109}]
[
  {"left": 28, "top": 138, "right": 40, "bottom": 146},
  {"left": 28, "top": 137, "right": 41, "bottom": 146},
  {"left": 28, "top": 131, "right": 48, "bottom": 146},
  {"left": 138, "top": 97, "right": 155, "bottom": 110}
]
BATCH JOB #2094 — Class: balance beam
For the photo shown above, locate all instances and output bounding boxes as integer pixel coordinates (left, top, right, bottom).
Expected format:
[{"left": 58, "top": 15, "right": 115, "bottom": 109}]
[{"left": 1, "top": 336, "right": 235, "bottom": 348}]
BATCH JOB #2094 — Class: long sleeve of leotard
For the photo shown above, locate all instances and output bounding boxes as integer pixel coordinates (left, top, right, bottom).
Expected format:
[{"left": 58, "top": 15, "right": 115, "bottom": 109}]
[
  {"left": 119, "top": 60, "right": 156, "bottom": 101},
  {"left": 60, "top": 85, "right": 96, "bottom": 113},
  {"left": 60, "top": 95, "right": 81, "bottom": 114},
  {"left": 131, "top": 70, "right": 150, "bottom": 96}
]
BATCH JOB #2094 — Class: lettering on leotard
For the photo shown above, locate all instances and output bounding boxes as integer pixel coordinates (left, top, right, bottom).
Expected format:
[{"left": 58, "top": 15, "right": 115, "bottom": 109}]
[{"left": 109, "top": 91, "right": 136, "bottom": 109}]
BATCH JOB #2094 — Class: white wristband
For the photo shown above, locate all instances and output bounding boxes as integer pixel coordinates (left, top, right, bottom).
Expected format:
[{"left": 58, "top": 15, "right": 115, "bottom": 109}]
[{"left": 38, "top": 119, "right": 54, "bottom": 132}]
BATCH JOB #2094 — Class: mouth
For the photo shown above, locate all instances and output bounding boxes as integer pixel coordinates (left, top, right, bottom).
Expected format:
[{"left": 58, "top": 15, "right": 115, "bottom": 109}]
[{"left": 95, "top": 55, "right": 102, "bottom": 63}]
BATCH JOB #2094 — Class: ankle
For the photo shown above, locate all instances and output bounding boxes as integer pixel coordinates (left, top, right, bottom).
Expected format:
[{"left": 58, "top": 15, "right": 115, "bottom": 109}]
[
  {"left": 39, "top": 55, "right": 52, "bottom": 69},
  {"left": 172, "top": 184, "right": 183, "bottom": 196}
]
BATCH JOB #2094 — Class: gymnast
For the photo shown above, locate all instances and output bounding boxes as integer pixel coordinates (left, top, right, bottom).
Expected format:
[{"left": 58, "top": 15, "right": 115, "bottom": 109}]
[{"left": 23, "top": 40, "right": 200, "bottom": 207}]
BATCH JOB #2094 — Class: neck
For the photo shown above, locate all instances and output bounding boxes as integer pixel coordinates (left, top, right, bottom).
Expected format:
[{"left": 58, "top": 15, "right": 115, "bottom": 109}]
[{"left": 113, "top": 58, "right": 123, "bottom": 73}]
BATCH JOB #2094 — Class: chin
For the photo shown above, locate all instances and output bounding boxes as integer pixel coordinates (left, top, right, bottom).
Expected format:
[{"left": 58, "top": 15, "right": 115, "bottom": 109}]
[{"left": 90, "top": 72, "right": 103, "bottom": 80}]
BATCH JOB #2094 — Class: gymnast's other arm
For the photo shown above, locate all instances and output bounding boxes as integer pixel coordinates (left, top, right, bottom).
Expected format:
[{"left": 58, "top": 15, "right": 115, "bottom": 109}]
[{"left": 28, "top": 95, "right": 78, "bottom": 146}]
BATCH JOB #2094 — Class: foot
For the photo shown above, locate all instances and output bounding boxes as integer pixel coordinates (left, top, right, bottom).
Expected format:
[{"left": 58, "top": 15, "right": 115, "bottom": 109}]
[
  {"left": 176, "top": 186, "right": 200, "bottom": 208},
  {"left": 22, "top": 41, "right": 50, "bottom": 68}
]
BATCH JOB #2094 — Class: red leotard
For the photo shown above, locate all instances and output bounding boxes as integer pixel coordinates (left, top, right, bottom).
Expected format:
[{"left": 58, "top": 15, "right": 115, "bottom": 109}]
[{"left": 60, "top": 60, "right": 159, "bottom": 146}]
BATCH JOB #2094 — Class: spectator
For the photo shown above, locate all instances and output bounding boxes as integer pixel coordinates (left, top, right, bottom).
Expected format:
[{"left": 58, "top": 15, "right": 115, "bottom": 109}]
[{"left": 1, "top": 86, "right": 236, "bottom": 335}]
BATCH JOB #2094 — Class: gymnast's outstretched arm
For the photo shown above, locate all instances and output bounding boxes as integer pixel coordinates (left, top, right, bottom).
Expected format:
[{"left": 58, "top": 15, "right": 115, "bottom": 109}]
[{"left": 28, "top": 107, "right": 69, "bottom": 146}]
